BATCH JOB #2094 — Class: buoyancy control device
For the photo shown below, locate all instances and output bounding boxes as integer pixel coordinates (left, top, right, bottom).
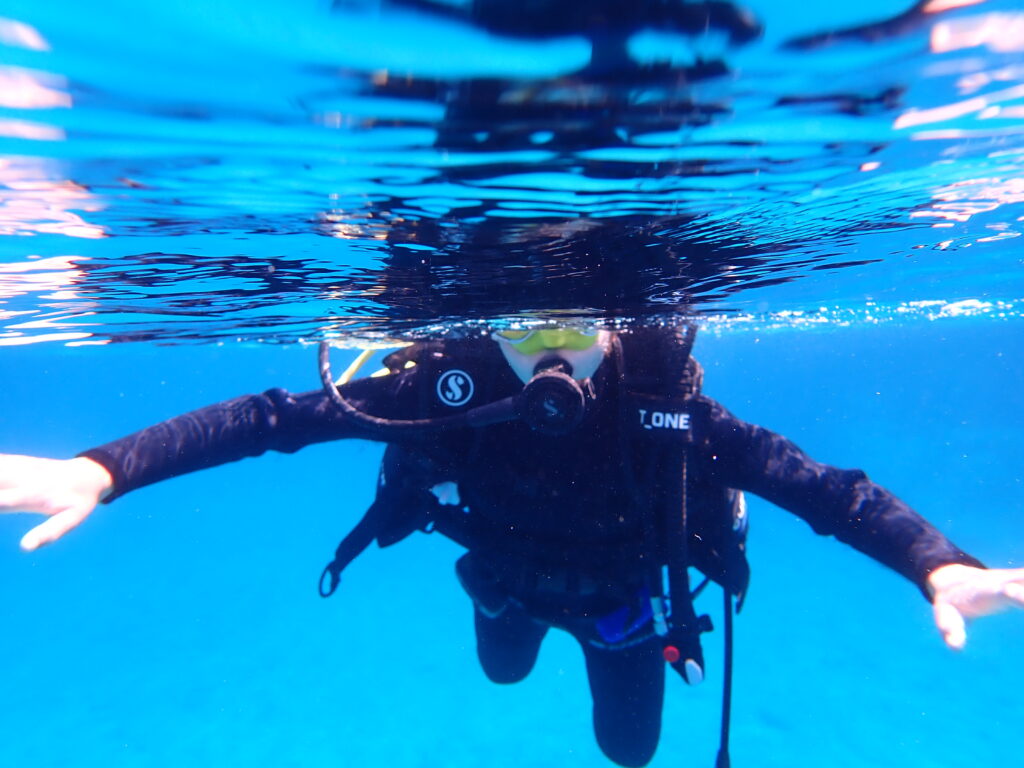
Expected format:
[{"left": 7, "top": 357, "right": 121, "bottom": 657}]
[{"left": 316, "top": 323, "right": 748, "bottom": 768}]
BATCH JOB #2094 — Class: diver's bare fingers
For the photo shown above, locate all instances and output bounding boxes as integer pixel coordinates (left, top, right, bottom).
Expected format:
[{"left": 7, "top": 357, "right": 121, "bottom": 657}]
[
  {"left": 933, "top": 600, "right": 967, "bottom": 651},
  {"left": 1001, "top": 581, "right": 1024, "bottom": 606},
  {"left": 19, "top": 507, "right": 89, "bottom": 551},
  {"left": 0, "top": 490, "right": 29, "bottom": 512}
]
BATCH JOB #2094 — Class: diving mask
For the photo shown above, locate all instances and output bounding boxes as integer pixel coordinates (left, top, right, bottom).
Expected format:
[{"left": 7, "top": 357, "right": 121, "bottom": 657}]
[
  {"left": 495, "top": 329, "right": 599, "bottom": 354},
  {"left": 493, "top": 328, "right": 610, "bottom": 384}
]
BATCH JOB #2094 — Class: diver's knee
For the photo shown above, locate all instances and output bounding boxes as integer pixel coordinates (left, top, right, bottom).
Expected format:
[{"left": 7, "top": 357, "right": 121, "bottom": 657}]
[
  {"left": 474, "top": 609, "right": 548, "bottom": 684},
  {"left": 479, "top": 659, "right": 531, "bottom": 685},
  {"left": 594, "top": 728, "right": 658, "bottom": 768}
]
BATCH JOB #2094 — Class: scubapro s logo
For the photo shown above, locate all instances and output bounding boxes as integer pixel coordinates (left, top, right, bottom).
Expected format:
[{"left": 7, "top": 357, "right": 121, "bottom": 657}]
[{"left": 437, "top": 369, "right": 474, "bottom": 407}]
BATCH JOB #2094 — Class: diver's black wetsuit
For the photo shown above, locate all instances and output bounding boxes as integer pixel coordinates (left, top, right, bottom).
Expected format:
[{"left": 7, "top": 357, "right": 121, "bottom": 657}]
[{"left": 80, "top": 337, "right": 983, "bottom": 767}]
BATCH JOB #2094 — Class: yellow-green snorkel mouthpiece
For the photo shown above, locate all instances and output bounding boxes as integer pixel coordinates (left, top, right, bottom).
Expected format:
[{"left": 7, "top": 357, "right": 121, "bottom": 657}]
[{"left": 496, "top": 329, "right": 598, "bottom": 355}]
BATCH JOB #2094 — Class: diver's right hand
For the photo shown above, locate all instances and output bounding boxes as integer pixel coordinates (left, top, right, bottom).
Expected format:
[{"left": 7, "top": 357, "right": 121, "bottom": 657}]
[{"left": 0, "top": 455, "right": 112, "bottom": 550}]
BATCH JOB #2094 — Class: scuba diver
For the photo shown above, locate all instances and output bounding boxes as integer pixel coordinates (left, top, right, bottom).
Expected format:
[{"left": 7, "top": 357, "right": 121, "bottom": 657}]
[{"left": 2, "top": 323, "right": 1023, "bottom": 768}]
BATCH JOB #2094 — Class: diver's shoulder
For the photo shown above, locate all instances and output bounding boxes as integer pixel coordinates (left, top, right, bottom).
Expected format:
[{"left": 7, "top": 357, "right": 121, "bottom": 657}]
[
  {"left": 687, "top": 392, "right": 727, "bottom": 417},
  {"left": 380, "top": 338, "right": 518, "bottom": 396},
  {"left": 386, "top": 337, "right": 503, "bottom": 368},
  {"left": 685, "top": 393, "right": 750, "bottom": 438}
]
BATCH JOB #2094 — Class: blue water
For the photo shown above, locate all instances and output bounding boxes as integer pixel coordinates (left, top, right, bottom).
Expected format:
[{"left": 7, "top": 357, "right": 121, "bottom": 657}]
[
  {"left": 2, "top": 0, "right": 1024, "bottom": 766},
  {"left": 2, "top": 323, "right": 1021, "bottom": 768}
]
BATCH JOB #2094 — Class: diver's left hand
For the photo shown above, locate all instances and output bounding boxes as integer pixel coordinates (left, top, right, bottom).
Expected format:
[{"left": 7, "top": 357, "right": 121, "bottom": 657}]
[{"left": 927, "top": 564, "right": 1024, "bottom": 651}]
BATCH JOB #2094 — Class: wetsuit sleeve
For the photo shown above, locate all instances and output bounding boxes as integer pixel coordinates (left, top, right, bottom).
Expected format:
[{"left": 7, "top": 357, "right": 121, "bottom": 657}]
[
  {"left": 78, "top": 372, "right": 419, "bottom": 502},
  {"left": 690, "top": 395, "right": 985, "bottom": 599}
]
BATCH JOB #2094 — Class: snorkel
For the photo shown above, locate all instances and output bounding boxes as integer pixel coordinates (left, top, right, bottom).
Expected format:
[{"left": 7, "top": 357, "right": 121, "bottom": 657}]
[{"left": 317, "top": 328, "right": 608, "bottom": 437}]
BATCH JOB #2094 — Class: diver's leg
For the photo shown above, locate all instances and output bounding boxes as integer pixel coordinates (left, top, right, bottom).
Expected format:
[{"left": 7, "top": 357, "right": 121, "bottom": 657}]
[
  {"left": 457, "top": 552, "right": 549, "bottom": 683},
  {"left": 581, "top": 638, "right": 665, "bottom": 767},
  {"left": 473, "top": 603, "right": 549, "bottom": 684}
]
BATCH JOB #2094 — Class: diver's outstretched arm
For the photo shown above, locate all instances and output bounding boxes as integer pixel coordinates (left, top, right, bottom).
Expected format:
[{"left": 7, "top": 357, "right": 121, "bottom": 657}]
[
  {"left": 0, "top": 376, "right": 410, "bottom": 551},
  {"left": 688, "top": 394, "right": 1024, "bottom": 652},
  {"left": 0, "top": 454, "right": 112, "bottom": 550},
  {"left": 927, "top": 564, "right": 1024, "bottom": 651}
]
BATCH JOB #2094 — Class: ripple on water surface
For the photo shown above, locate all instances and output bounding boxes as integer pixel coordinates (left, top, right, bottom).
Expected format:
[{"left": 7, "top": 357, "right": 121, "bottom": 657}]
[{"left": 0, "top": 0, "right": 1023, "bottom": 344}]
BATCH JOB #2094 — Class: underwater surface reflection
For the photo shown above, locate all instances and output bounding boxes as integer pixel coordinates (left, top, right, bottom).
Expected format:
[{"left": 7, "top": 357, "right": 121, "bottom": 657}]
[{"left": 0, "top": 0, "right": 1022, "bottom": 343}]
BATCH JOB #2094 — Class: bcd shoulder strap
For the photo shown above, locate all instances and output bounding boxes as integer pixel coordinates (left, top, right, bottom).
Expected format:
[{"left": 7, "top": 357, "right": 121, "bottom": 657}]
[
  {"left": 616, "top": 322, "right": 709, "bottom": 673},
  {"left": 617, "top": 321, "right": 742, "bottom": 768}
]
